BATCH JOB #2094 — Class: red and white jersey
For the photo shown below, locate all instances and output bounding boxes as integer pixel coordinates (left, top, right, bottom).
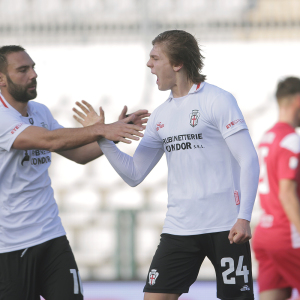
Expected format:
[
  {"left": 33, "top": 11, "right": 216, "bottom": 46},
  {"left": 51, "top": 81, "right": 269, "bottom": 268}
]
[
  {"left": 255, "top": 122, "right": 300, "bottom": 249},
  {"left": 0, "top": 93, "right": 66, "bottom": 253},
  {"left": 140, "top": 82, "right": 248, "bottom": 235}
]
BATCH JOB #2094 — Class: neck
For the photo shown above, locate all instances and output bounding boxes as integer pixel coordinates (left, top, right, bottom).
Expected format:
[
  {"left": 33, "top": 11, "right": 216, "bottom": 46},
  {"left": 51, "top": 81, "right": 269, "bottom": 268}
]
[
  {"left": 0, "top": 89, "right": 28, "bottom": 116},
  {"left": 278, "top": 108, "right": 298, "bottom": 128},
  {"left": 171, "top": 77, "right": 194, "bottom": 98}
]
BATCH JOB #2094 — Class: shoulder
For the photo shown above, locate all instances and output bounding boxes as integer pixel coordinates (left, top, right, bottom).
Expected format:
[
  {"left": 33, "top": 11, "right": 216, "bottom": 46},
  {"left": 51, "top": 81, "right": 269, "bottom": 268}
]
[
  {"left": 30, "top": 101, "right": 51, "bottom": 113},
  {"left": 280, "top": 132, "right": 300, "bottom": 154},
  {"left": 202, "top": 82, "right": 234, "bottom": 98},
  {"left": 200, "top": 82, "right": 237, "bottom": 108}
]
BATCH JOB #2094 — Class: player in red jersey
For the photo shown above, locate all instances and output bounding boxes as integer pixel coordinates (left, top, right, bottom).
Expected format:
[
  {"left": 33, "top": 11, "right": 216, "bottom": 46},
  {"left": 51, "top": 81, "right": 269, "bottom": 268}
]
[{"left": 253, "top": 77, "right": 300, "bottom": 300}]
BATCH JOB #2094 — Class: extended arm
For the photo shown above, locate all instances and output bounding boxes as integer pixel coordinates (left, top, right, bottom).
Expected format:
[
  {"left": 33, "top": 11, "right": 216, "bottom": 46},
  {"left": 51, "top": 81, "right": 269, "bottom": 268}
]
[
  {"left": 13, "top": 114, "right": 144, "bottom": 152},
  {"left": 55, "top": 101, "right": 150, "bottom": 164},
  {"left": 225, "top": 129, "right": 260, "bottom": 244},
  {"left": 98, "top": 139, "right": 164, "bottom": 186},
  {"left": 279, "top": 179, "right": 300, "bottom": 234}
]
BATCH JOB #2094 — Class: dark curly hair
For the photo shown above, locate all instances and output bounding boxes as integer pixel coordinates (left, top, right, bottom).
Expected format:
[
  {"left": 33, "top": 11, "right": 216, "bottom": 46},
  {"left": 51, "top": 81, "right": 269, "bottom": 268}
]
[{"left": 0, "top": 45, "right": 25, "bottom": 74}]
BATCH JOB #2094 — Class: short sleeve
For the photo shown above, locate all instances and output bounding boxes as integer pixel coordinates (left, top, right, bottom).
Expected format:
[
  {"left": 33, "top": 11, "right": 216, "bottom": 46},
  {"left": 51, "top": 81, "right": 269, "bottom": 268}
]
[
  {"left": 278, "top": 133, "right": 300, "bottom": 180},
  {"left": 42, "top": 105, "right": 64, "bottom": 131},
  {"left": 139, "top": 111, "right": 163, "bottom": 149},
  {"left": 0, "top": 112, "right": 30, "bottom": 151},
  {"left": 210, "top": 91, "right": 248, "bottom": 139}
]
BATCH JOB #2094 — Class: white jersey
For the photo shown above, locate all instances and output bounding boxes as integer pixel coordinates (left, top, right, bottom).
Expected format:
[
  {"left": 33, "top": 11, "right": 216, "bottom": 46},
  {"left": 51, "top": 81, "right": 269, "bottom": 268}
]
[
  {"left": 0, "top": 93, "right": 66, "bottom": 253},
  {"left": 140, "top": 82, "right": 248, "bottom": 235}
]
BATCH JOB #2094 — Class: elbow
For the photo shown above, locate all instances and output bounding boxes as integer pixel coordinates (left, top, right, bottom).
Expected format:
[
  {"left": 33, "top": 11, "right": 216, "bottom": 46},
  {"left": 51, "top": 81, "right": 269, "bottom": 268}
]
[{"left": 125, "top": 178, "right": 143, "bottom": 187}]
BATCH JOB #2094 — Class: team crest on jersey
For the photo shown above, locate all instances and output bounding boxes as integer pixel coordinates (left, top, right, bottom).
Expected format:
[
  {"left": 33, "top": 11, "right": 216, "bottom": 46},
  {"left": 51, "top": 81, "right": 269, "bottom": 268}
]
[
  {"left": 29, "top": 118, "right": 34, "bottom": 125},
  {"left": 148, "top": 269, "right": 159, "bottom": 285},
  {"left": 189, "top": 110, "right": 200, "bottom": 127}
]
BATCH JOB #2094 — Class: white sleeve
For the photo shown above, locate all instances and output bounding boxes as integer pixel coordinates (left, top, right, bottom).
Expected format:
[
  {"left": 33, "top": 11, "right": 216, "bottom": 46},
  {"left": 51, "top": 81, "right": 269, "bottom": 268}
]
[
  {"left": 139, "top": 110, "right": 164, "bottom": 149},
  {"left": 98, "top": 139, "right": 164, "bottom": 186},
  {"left": 0, "top": 113, "right": 30, "bottom": 151},
  {"left": 225, "top": 129, "right": 260, "bottom": 221},
  {"left": 210, "top": 91, "right": 248, "bottom": 139}
]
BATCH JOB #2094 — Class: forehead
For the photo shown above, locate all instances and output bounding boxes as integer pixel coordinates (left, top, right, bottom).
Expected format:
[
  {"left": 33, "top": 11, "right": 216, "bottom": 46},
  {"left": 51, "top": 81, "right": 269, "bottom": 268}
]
[
  {"left": 149, "top": 43, "right": 168, "bottom": 59},
  {"left": 6, "top": 51, "right": 35, "bottom": 70}
]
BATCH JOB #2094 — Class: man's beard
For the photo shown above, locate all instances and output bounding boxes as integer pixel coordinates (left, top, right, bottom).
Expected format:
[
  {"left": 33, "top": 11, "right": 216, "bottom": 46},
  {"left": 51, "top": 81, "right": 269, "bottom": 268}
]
[{"left": 6, "top": 74, "right": 37, "bottom": 103}]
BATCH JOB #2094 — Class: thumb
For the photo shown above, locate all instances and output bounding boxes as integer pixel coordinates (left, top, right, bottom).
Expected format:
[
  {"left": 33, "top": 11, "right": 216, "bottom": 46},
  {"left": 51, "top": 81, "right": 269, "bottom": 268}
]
[
  {"left": 124, "top": 113, "right": 136, "bottom": 124},
  {"left": 118, "top": 105, "right": 128, "bottom": 121},
  {"left": 228, "top": 229, "right": 235, "bottom": 244},
  {"left": 99, "top": 106, "right": 105, "bottom": 123}
]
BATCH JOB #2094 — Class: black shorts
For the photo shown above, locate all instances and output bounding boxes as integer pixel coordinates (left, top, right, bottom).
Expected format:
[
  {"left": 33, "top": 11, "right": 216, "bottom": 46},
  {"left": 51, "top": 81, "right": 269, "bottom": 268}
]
[
  {"left": 143, "top": 231, "right": 254, "bottom": 300},
  {"left": 0, "top": 236, "right": 83, "bottom": 300}
]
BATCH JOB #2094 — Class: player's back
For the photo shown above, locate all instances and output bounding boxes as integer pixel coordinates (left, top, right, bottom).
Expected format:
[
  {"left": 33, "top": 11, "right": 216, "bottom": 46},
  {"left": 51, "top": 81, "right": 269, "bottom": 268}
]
[{"left": 255, "top": 122, "right": 300, "bottom": 249}]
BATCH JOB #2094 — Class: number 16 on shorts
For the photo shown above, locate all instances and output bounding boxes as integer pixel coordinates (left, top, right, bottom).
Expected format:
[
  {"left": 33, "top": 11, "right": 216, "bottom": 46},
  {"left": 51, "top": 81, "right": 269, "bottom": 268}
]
[
  {"left": 70, "top": 269, "right": 84, "bottom": 295},
  {"left": 221, "top": 256, "right": 249, "bottom": 284}
]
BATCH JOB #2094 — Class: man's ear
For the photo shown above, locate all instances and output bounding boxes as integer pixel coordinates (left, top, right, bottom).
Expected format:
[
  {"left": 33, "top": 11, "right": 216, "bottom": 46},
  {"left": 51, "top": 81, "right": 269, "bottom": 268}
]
[
  {"left": 295, "top": 94, "right": 300, "bottom": 107},
  {"left": 173, "top": 64, "right": 183, "bottom": 72},
  {"left": 0, "top": 72, "right": 6, "bottom": 87}
]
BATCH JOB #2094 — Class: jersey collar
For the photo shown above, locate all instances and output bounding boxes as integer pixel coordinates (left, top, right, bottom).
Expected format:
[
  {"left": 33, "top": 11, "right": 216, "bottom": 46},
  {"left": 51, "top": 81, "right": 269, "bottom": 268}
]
[
  {"left": 0, "top": 92, "right": 36, "bottom": 116},
  {"left": 167, "top": 81, "right": 205, "bottom": 101}
]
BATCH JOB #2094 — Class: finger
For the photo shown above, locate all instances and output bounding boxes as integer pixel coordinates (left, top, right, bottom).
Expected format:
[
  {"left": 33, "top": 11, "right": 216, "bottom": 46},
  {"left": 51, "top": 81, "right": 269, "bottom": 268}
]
[
  {"left": 73, "top": 115, "right": 84, "bottom": 126},
  {"left": 73, "top": 107, "right": 86, "bottom": 119},
  {"left": 119, "top": 137, "right": 132, "bottom": 144},
  {"left": 131, "top": 109, "right": 149, "bottom": 116},
  {"left": 124, "top": 127, "right": 144, "bottom": 137},
  {"left": 119, "top": 105, "right": 128, "bottom": 121},
  {"left": 99, "top": 106, "right": 105, "bottom": 122},
  {"left": 228, "top": 230, "right": 235, "bottom": 244},
  {"left": 126, "top": 123, "right": 145, "bottom": 132},
  {"left": 123, "top": 113, "right": 136, "bottom": 124},
  {"left": 75, "top": 101, "right": 89, "bottom": 114},
  {"left": 140, "top": 118, "right": 149, "bottom": 124},
  {"left": 233, "top": 233, "right": 246, "bottom": 244},
  {"left": 81, "top": 100, "right": 96, "bottom": 112},
  {"left": 123, "top": 133, "right": 140, "bottom": 141}
]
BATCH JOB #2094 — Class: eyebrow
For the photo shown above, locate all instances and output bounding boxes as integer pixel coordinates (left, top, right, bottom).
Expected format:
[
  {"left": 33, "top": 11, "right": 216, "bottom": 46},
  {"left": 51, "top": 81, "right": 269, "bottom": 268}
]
[
  {"left": 15, "top": 63, "right": 35, "bottom": 71},
  {"left": 150, "top": 55, "right": 159, "bottom": 59}
]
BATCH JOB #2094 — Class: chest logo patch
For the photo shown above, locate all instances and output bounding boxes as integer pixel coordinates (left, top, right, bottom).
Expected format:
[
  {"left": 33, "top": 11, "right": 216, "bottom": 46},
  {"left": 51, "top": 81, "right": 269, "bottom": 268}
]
[{"left": 189, "top": 109, "right": 200, "bottom": 127}]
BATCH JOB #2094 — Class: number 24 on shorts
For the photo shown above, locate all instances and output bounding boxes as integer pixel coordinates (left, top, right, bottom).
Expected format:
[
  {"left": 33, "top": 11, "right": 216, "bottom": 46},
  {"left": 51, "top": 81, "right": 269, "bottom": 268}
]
[{"left": 221, "top": 256, "right": 249, "bottom": 284}]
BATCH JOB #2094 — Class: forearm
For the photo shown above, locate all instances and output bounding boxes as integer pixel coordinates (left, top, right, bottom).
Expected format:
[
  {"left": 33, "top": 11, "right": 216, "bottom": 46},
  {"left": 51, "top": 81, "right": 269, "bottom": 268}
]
[
  {"left": 225, "top": 130, "right": 260, "bottom": 221},
  {"left": 279, "top": 184, "right": 300, "bottom": 234},
  {"left": 98, "top": 139, "right": 164, "bottom": 186},
  {"left": 13, "top": 124, "right": 105, "bottom": 152},
  {"left": 238, "top": 157, "right": 259, "bottom": 221},
  {"left": 13, "top": 119, "right": 144, "bottom": 152},
  {"left": 56, "top": 142, "right": 103, "bottom": 164}
]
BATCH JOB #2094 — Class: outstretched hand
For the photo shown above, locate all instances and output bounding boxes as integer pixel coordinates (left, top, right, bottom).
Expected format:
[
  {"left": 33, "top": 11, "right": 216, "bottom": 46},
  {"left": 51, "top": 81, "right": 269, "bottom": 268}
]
[
  {"left": 73, "top": 100, "right": 103, "bottom": 127},
  {"left": 228, "top": 219, "right": 252, "bottom": 244},
  {"left": 118, "top": 105, "right": 150, "bottom": 128},
  {"left": 73, "top": 100, "right": 147, "bottom": 144}
]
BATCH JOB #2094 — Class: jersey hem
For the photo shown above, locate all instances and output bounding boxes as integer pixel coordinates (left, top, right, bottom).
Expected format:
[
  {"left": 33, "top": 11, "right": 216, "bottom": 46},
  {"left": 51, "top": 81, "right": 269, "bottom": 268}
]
[
  {"left": 0, "top": 231, "right": 66, "bottom": 253},
  {"left": 143, "top": 287, "right": 189, "bottom": 294},
  {"left": 162, "top": 225, "right": 233, "bottom": 236}
]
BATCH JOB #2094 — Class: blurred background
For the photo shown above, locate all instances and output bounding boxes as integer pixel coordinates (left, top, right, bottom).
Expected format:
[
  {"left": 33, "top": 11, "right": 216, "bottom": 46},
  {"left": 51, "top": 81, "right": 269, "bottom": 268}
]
[{"left": 1, "top": 0, "right": 300, "bottom": 298}]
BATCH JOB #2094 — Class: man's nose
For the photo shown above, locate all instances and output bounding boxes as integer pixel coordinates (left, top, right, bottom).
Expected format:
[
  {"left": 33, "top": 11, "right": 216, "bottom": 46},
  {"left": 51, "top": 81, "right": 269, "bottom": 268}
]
[
  {"left": 30, "top": 68, "right": 38, "bottom": 79},
  {"left": 146, "top": 60, "right": 152, "bottom": 68}
]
